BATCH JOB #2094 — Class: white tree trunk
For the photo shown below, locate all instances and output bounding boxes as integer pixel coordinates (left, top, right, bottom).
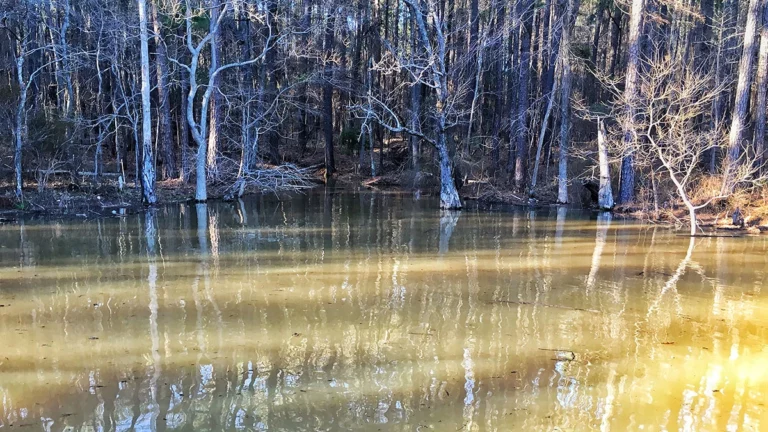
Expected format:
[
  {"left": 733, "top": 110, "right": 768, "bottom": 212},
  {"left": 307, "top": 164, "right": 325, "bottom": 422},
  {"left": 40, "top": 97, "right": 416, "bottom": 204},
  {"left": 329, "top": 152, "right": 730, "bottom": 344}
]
[
  {"left": 138, "top": 0, "right": 157, "bottom": 204},
  {"left": 597, "top": 118, "right": 614, "bottom": 210},
  {"left": 557, "top": 45, "right": 572, "bottom": 204},
  {"left": 14, "top": 56, "right": 26, "bottom": 200}
]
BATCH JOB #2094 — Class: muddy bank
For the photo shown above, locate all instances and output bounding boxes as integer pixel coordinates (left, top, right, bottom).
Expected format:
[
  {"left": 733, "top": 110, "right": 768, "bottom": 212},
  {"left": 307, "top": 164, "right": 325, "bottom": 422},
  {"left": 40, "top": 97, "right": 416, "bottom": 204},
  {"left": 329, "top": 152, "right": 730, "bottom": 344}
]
[{"left": 0, "top": 180, "right": 195, "bottom": 222}]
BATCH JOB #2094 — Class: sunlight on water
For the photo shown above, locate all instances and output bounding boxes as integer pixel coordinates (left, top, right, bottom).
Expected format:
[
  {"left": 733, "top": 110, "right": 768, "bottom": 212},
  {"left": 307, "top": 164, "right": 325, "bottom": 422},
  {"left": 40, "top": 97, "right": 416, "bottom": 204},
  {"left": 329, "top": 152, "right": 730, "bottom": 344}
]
[{"left": 0, "top": 191, "right": 767, "bottom": 431}]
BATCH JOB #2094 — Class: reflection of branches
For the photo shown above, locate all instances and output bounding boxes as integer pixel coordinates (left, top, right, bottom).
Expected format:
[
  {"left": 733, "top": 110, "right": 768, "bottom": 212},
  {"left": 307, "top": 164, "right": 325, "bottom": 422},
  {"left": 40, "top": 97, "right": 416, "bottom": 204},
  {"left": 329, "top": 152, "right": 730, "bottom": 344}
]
[{"left": 646, "top": 236, "right": 695, "bottom": 319}]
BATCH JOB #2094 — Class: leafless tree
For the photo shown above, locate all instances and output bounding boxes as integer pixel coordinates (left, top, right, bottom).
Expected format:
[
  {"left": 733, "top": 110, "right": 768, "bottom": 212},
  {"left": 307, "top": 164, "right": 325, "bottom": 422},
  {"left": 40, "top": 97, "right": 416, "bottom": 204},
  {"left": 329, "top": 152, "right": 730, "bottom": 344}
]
[
  {"left": 605, "top": 57, "right": 762, "bottom": 235},
  {"left": 354, "top": 0, "right": 464, "bottom": 209},
  {"left": 170, "top": 0, "right": 282, "bottom": 202}
]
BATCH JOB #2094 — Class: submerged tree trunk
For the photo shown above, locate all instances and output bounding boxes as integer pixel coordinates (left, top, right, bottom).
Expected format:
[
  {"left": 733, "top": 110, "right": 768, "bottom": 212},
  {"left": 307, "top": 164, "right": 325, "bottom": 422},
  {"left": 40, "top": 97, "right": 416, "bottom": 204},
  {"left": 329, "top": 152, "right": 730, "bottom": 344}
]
[{"left": 138, "top": 0, "right": 157, "bottom": 204}]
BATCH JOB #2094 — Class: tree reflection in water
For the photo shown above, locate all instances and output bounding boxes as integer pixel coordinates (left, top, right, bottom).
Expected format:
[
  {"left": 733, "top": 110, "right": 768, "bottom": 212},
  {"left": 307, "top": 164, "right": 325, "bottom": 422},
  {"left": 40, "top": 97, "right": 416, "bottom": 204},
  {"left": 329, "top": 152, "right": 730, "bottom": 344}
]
[{"left": 0, "top": 191, "right": 767, "bottom": 431}]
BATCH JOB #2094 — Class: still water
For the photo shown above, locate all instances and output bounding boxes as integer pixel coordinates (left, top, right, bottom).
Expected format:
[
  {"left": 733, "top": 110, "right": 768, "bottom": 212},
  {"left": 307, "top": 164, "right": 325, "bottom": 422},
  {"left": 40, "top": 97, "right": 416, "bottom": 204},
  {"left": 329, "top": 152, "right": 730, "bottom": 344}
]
[{"left": 0, "top": 190, "right": 767, "bottom": 431}]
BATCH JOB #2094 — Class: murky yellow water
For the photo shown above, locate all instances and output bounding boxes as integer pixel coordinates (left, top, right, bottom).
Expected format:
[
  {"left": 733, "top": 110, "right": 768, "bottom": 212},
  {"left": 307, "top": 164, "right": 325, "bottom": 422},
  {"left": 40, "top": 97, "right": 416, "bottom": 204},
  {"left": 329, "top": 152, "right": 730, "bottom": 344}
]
[{"left": 1, "top": 191, "right": 767, "bottom": 431}]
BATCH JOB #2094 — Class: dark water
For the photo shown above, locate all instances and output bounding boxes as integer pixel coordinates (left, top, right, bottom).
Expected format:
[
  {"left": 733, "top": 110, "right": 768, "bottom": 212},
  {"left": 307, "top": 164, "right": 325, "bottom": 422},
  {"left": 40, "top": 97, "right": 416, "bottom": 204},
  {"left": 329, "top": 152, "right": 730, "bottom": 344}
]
[{"left": 0, "top": 190, "right": 767, "bottom": 431}]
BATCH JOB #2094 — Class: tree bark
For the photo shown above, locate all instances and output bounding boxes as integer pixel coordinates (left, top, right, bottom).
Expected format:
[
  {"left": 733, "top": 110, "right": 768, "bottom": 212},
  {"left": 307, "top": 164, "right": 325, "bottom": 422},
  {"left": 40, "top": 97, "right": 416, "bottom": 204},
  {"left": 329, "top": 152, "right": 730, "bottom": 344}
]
[
  {"left": 755, "top": 1, "right": 768, "bottom": 169},
  {"left": 151, "top": 0, "right": 176, "bottom": 179},
  {"left": 406, "top": 0, "right": 462, "bottom": 209},
  {"left": 724, "top": 0, "right": 760, "bottom": 187},
  {"left": 323, "top": 12, "right": 336, "bottom": 178},
  {"left": 617, "top": 0, "right": 645, "bottom": 205},
  {"left": 206, "top": 0, "right": 221, "bottom": 177},
  {"left": 14, "top": 55, "right": 26, "bottom": 200},
  {"left": 138, "top": 0, "right": 157, "bottom": 204},
  {"left": 597, "top": 118, "right": 614, "bottom": 210},
  {"left": 513, "top": 0, "right": 534, "bottom": 191},
  {"left": 557, "top": 0, "right": 580, "bottom": 204}
]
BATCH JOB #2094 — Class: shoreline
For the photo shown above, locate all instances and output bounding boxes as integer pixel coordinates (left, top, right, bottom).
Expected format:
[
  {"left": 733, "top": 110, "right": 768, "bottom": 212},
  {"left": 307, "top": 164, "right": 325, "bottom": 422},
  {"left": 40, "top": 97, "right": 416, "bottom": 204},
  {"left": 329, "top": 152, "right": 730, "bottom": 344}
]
[{"left": 2, "top": 178, "right": 767, "bottom": 236}]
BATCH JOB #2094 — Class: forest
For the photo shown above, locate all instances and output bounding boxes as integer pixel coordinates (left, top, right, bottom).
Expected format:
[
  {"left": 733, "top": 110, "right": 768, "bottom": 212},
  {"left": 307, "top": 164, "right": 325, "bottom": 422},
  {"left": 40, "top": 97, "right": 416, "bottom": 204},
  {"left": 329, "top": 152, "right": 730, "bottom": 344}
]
[{"left": 2, "top": 0, "right": 768, "bottom": 232}]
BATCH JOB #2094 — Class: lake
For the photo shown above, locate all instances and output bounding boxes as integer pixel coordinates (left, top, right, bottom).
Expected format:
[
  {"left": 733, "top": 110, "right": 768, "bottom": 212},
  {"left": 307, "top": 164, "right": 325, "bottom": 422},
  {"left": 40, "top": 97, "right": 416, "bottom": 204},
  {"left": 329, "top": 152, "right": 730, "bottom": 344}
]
[{"left": 1, "top": 190, "right": 767, "bottom": 431}]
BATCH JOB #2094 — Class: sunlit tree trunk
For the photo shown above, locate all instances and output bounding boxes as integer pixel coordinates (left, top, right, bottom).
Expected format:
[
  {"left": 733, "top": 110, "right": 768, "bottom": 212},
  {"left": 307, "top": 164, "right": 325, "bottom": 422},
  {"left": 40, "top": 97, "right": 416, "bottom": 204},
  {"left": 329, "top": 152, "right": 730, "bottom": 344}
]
[
  {"left": 752, "top": 1, "right": 768, "bottom": 169},
  {"left": 724, "top": 0, "right": 760, "bottom": 187},
  {"left": 617, "top": 0, "right": 644, "bottom": 205}
]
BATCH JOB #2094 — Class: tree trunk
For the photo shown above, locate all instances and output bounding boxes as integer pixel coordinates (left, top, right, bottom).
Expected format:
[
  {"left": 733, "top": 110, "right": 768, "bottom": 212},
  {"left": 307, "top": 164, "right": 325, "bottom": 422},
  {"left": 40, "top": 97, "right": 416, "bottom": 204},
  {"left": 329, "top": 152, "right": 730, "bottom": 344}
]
[
  {"left": 557, "top": 40, "right": 572, "bottom": 204},
  {"left": 556, "top": 0, "right": 580, "bottom": 204},
  {"left": 725, "top": 0, "right": 760, "bottom": 177},
  {"left": 323, "top": 12, "right": 336, "bottom": 178},
  {"left": 490, "top": 0, "right": 506, "bottom": 172},
  {"left": 297, "top": 0, "right": 313, "bottom": 155},
  {"left": 597, "top": 118, "right": 614, "bottom": 210},
  {"left": 608, "top": 7, "right": 622, "bottom": 76},
  {"left": 179, "top": 72, "right": 190, "bottom": 183},
  {"left": 530, "top": 75, "right": 557, "bottom": 194},
  {"left": 206, "top": 0, "right": 221, "bottom": 177},
  {"left": 406, "top": 0, "right": 461, "bottom": 209},
  {"left": 507, "top": 0, "right": 519, "bottom": 175},
  {"left": 618, "top": 0, "right": 645, "bottom": 205},
  {"left": 14, "top": 61, "right": 26, "bottom": 200},
  {"left": 138, "top": 0, "right": 157, "bottom": 204},
  {"left": 513, "top": 0, "right": 534, "bottom": 191},
  {"left": 265, "top": 0, "right": 281, "bottom": 165},
  {"left": 151, "top": 0, "right": 176, "bottom": 179},
  {"left": 755, "top": 1, "right": 768, "bottom": 169},
  {"left": 410, "top": 82, "right": 421, "bottom": 171}
]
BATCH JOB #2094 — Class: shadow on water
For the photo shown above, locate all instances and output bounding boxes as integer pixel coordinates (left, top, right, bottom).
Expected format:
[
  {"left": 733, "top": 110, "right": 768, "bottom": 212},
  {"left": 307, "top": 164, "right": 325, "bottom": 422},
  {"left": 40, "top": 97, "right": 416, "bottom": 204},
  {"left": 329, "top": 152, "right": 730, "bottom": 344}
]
[{"left": 0, "top": 190, "right": 767, "bottom": 431}]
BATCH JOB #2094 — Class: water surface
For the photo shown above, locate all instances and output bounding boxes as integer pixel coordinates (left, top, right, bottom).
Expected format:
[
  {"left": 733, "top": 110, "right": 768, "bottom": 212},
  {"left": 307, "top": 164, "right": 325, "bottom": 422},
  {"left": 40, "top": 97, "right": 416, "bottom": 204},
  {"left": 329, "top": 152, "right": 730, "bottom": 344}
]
[{"left": 1, "top": 191, "right": 767, "bottom": 431}]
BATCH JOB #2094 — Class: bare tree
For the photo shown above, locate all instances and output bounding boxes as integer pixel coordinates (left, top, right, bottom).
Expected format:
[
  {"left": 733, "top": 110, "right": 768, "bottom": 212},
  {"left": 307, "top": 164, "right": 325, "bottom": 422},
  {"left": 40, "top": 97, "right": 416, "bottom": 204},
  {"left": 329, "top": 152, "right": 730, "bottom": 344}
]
[
  {"left": 606, "top": 57, "right": 760, "bottom": 235},
  {"left": 4, "top": 8, "right": 54, "bottom": 199},
  {"left": 172, "top": 0, "right": 280, "bottom": 201},
  {"left": 356, "top": 0, "right": 463, "bottom": 209}
]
